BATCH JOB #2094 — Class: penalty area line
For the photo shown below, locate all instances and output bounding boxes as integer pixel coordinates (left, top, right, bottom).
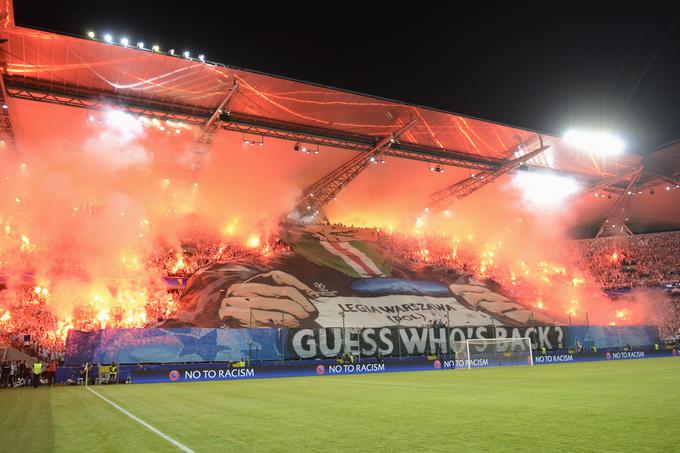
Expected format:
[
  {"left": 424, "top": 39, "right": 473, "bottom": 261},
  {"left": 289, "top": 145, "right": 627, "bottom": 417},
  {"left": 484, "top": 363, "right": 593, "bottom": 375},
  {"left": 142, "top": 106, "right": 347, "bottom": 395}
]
[{"left": 86, "top": 386, "right": 194, "bottom": 453}]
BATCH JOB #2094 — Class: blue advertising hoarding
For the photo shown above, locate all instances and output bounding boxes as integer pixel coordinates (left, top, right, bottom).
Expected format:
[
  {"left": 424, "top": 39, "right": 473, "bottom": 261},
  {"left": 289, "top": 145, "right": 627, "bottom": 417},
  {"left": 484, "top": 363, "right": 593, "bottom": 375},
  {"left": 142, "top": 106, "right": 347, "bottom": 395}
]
[{"left": 126, "top": 350, "right": 677, "bottom": 384}]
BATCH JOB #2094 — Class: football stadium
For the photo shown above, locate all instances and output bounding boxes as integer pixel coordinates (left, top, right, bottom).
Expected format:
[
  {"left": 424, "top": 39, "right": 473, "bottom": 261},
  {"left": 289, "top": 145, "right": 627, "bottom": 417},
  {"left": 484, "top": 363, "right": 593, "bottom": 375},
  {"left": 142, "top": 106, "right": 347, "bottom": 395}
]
[{"left": 1, "top": 2, "right": 679, "bottom": 452}]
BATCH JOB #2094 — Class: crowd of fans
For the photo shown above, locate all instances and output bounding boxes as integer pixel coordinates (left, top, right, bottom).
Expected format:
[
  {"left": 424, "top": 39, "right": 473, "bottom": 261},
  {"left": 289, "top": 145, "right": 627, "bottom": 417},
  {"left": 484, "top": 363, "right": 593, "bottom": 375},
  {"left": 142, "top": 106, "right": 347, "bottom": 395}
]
[
  {"left": 374, "top": 228, "right": 575, "bottom": 289},
  {"left": 0, "top": 360, "right": 32, "bottom": 388},
  {"left": 653, "top": 286, "right": 680, "bottom": 339},
  {"left": 147, "top": 231, "right": 291, "bottom": 277},
  {"left": 0, "top": 287, "right": 63, "bottom": 361},
  {"left": 0, "top": 233, "right": 291, "bottom": 358},
  {"left": 0, "top": 358, "right": 59, "bottom": 388},
  {"left": 570, "top": 231, "right": 680, "bottom": 290},
  {"left": 569, "top": 231, "right": 680, "bottom": 340},
  {"left": 376, "top": 227, "right": 680, "bottom": 292}
]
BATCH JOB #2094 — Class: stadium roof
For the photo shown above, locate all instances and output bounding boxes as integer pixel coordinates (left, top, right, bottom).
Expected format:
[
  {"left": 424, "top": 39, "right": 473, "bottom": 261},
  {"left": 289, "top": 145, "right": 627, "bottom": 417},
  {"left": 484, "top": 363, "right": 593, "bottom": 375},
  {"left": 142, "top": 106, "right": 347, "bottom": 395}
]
[
  {"left": 0, "top": 24, "right": 649, "bottom": 182},
  {"left": 639, "top": 139, "right": 680, "bottom": 188}
]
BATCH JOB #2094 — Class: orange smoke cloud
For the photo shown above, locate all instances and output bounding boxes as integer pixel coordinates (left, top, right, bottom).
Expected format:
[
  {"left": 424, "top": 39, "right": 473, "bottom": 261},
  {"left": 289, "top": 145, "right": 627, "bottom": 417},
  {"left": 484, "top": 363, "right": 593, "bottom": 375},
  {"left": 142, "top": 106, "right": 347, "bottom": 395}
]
[
  {"left": 0, "top": 99, "right": 323, "bottom": 337},
  {"left": 0, "top": 96, "right": 675, "bottom": 343}
]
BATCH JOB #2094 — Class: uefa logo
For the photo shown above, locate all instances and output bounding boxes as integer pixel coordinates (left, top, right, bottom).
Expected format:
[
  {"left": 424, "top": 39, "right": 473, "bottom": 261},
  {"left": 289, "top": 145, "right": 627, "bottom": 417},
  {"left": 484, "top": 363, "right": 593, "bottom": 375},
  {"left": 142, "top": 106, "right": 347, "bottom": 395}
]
[
  {"left": 605, "top": 352, "right": 612, "bottom": 360},
  {"left": 168, "top": 370, "right": 180, "bottom": 381},
  {"left": 433, "top": 360, "right": 442, "bottom": 369},
  {"left": 527, "top": 356, "right": 533, "bottom": 365},
  {"left": 316, "top": 365, "right": 326, "bottom": 375}
]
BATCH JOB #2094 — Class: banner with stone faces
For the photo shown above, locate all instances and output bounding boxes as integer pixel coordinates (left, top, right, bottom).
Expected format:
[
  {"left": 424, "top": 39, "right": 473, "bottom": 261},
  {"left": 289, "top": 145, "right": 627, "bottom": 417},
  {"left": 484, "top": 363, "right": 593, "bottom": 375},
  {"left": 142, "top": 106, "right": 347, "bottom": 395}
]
[{"left": 163, "top": 224, "right": 555, "bottom": 330}]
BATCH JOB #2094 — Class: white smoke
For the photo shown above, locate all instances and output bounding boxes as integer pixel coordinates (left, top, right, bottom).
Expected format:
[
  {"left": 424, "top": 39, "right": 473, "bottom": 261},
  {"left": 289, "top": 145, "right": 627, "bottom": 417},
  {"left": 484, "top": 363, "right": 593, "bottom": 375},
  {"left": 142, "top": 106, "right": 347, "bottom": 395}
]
[
  {"left": 511, "top": 171, "right": 582, "bottom": 212},
  {"left": 83, "top": 109, "right": 150, "bottom": 170}
]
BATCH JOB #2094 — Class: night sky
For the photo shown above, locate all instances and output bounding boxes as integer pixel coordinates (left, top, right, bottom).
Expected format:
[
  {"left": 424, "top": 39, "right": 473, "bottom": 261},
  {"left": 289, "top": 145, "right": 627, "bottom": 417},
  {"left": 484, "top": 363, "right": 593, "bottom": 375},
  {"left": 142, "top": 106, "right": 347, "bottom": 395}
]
[{"left": 14, "top": 1, "right": 680, "bottom": 153}]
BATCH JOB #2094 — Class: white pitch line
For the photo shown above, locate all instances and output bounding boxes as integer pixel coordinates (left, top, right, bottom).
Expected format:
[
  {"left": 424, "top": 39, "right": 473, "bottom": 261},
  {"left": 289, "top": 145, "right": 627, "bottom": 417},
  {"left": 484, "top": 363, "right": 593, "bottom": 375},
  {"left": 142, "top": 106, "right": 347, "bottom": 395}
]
[{"left": 86, "top": 386, "right": 194, "bottom": 453}]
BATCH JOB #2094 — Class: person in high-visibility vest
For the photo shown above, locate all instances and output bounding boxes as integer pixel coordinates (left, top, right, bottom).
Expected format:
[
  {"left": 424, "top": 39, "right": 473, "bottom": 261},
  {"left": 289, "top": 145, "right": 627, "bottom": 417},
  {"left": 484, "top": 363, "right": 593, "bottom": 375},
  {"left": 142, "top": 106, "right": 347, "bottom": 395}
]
[
  {"left": 32, "top": 361, "right": 43, "bottom": 388},
  {"left": 109, "top": 364, "right": 117, "bottom": 384}
]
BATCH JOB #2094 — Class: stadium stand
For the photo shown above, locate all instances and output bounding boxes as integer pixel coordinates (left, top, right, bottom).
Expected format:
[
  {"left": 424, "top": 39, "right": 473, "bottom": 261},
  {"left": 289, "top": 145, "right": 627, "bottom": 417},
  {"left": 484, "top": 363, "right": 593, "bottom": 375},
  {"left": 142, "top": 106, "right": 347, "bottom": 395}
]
[
  {"left": 2, "top": 226, "right": 680, "bottom": 356},
  {"left": 570, "top": 231, "right": 680, "bottom": 289}
]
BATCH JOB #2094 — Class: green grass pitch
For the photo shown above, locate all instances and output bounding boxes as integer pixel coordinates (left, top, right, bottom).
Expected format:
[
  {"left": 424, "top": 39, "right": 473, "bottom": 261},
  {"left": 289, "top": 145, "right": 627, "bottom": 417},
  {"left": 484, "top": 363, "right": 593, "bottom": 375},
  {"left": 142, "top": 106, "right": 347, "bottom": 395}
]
[{"left": 2, "top": 358, "right": 679, "bottom": 452}]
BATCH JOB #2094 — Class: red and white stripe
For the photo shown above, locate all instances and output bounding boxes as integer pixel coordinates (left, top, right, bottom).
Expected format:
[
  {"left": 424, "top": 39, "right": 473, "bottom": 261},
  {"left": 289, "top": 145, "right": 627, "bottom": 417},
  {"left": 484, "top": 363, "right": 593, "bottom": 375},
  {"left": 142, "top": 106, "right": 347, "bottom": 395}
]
[{"left": 318, "top": 239, "right": 384, "bottom": 277}]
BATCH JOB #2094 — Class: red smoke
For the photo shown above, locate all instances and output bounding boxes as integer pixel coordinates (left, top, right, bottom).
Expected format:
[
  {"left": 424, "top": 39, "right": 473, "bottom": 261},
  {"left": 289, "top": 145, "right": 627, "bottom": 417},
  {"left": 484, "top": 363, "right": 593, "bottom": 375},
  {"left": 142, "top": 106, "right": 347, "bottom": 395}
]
[{"left": 0, "top": 98, "right": 676, "bottom": 343}]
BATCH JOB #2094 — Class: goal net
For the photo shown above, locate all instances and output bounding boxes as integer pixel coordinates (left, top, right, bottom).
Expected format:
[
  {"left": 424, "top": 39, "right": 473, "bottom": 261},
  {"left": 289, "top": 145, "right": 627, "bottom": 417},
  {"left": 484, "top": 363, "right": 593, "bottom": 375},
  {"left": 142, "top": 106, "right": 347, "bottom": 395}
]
[
  {"left": 464, "top": 338, "right": 534, "bottom": 369},
  {"left": 451, "top": 341, "right": 469, "bottom": 366}
]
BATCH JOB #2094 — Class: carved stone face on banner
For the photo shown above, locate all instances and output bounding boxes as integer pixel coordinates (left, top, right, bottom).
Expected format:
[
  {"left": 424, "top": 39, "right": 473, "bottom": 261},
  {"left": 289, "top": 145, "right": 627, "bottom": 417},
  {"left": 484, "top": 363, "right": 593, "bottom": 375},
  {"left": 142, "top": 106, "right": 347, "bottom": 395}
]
[{"left": 162, "top": 224, "right": 557, "bottom": 329}]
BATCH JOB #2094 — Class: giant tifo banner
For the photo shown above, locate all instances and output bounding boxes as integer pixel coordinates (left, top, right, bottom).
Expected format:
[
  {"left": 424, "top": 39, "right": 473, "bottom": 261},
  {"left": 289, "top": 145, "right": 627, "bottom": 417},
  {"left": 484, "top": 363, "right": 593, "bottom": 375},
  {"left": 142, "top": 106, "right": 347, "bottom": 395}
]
[
  {"left": 158, "top": 224, "right": 557, "bottom": 330},
  {"left": 62, "top": 224, "right": 662, "bottom": 365},
  {"left": 64, "top": 325, "right": 660, "bottom": 365}
]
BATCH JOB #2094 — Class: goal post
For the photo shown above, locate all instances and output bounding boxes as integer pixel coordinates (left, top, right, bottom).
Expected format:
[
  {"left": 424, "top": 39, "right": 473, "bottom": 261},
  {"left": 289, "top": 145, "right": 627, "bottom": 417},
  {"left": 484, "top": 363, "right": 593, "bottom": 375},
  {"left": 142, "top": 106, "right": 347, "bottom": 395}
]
[{"left": 464, "top": 337, "right": 534, "bottom": 369}]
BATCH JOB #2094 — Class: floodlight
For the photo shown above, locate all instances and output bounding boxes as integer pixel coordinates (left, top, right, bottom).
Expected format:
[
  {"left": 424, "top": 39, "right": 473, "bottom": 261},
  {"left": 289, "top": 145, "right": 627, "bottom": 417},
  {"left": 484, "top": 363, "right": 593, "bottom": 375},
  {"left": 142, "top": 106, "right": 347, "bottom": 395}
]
[
  {"left": 104, "top": 34, "right": 113, "bottom": 43},
  {"left": 87, "top": 31, "right": 95, "bottom": 39},
  {"left": 563, "top": 129, "right": 625, "bottom": 155},
  {"left": 120, "top": 37, "right": 129, "bottom": 46}
]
